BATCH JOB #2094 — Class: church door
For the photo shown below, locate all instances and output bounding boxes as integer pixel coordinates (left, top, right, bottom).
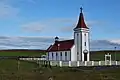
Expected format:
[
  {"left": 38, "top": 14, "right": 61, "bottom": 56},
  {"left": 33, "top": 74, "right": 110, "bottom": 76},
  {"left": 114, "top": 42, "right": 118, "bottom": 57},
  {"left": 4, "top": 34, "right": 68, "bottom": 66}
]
[
  {"left": 84, "top": 53, "right": 87, "bottom": 61},
  {"left": 83, "top": 50, "right": 88, "bottom": 61}
]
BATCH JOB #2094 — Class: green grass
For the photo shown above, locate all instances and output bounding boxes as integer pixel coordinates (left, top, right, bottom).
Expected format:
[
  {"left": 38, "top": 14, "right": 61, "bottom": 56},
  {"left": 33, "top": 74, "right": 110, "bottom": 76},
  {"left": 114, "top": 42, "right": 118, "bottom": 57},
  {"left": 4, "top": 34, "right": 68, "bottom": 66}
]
[
  {"left": 0, "top": 51, "right": 41, "bottom": 56},
  {"left": 0, "top": 59, "right": 37, "bottom": 71},
  {"left": 0, "top": 50, "right": 46, "bottom": 56},
  {"left": 1, "top": 50, "right": 120, "bottom": 80},
  {"left": 90, "top": 50, "right": 120, "bottom": 61},
  {"left": 0, "top": 59, "right": 120, "bottom": 80},
  {"left": 0, "top": 50, "right": 120, "bottom": 61}
]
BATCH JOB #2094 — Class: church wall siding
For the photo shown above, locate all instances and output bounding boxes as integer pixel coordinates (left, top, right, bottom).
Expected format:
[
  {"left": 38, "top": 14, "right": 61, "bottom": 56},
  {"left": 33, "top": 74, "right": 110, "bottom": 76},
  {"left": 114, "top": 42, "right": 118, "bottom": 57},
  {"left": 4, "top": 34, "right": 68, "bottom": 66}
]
[
  {"left": 53, "top": 52, "right": 56, "bottom": 60},
  {"left": 67, "top": 51, "right": 71, "bottom": 61},
  {"left": 47, "top": 51, "right": 70, "bottom": 61},
  {"left": 47, "top": 52, "right": 52, "bottom": 60}
]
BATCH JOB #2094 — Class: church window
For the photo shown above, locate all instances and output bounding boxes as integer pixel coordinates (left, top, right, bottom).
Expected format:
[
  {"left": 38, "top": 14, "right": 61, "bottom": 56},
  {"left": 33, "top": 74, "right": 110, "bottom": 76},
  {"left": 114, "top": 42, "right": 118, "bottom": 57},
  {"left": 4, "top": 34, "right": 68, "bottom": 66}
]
[
  {"left": 56, "top": 53, "right": 58, "bottom": 60},
  {"left": 60, "top": 52, "right": 62, "bottom": 60},
  {"left": 52, "top": 53, "right": 54, "bottom": 60},
  {"left": 85, "top": 42, "right": 86, "bottom": 46},
  {"left": 60, "top": 52, "right": 62, "bottom": 56},
  {"left": 56, "top": 53, "right": 58, "bottom": 56},
  {"left": 65, "top": 52, "right": 67, "bottom": 56},
  {"left": 65, "top": 52, "right": 67, "bottom": 60}
]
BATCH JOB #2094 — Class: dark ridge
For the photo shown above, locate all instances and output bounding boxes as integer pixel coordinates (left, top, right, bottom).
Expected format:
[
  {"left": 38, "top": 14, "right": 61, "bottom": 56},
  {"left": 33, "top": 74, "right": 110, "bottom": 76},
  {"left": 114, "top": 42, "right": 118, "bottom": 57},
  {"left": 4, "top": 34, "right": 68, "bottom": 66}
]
[
  {"left": 0, "top": 49, "right": 46, "bottom": 52},
  {"left": 90, "top": 50, "right": 120, "bottom": 53}
]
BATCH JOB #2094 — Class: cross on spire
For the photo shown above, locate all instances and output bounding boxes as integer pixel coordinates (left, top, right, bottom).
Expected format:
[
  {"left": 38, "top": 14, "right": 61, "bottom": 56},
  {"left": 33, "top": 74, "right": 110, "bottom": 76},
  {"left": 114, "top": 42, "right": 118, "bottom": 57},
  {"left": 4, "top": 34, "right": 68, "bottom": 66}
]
[{"left": 80, "top": 7, "right": 83, "bottom": 13}]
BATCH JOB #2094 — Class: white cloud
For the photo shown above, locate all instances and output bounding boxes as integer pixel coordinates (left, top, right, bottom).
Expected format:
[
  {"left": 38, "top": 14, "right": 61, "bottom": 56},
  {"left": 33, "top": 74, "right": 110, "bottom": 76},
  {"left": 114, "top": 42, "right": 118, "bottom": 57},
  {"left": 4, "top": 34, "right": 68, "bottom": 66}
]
[
  {"left": 21, "top": 18, "right": 74, "bottom": 33},
  {"left": 109, "top": 39, "right": 120, "bottom": 44},
  {"left": 90, "top": 39, "right": 120, "bottom": 51},
  {"left": 21, "top": 22, "right": 45, "bottom": 32},
  {"left": 0, "top": 36, "right": 119, "bottom": 51},
  {"left": 87, "top": 21, "right": 107, "bottom": 27},
  {"left": 21, "top": 19, "right": 107, "bottom": 34},
  {"left": 0, "top": 1, "right": 19, "bottom": 19},
  {"left": 0, "top": 36, "right": 68, "bottom": 50},
  {"left": 0, "top": 36, "right": 53, "bottom": 49},
  {"left": 0, "top": 0, "right": 36, "bottom": 4},
  {"left": 60, "top": 20, "right": 105, "bottom": 33}
]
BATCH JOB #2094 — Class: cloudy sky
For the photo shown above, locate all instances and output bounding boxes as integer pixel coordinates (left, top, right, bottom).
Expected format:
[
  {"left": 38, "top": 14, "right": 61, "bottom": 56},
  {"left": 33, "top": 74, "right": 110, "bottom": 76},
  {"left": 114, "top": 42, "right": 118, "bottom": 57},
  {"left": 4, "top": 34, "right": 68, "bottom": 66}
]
[{"left": 0, "top": 0, "right": 120, "bottom": 50}]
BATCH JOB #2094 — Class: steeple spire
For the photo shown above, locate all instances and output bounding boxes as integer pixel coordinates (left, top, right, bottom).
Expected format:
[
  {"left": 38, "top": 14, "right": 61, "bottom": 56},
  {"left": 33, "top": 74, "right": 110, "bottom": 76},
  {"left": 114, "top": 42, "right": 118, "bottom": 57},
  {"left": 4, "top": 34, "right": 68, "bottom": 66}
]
[{"left": 74, "top": 7, "right": 88, "bottom": 29}]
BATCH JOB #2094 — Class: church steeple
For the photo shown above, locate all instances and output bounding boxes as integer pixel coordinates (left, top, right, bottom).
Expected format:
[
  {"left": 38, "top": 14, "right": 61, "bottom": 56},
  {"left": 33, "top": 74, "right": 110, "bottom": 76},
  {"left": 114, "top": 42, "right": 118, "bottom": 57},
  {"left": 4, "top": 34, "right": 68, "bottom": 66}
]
[
  {"left": 75, "top": 7, "right": 88, "bottom": 29},
  {"left": 73, "top": 7, "right": 90, "bottom": 61}
]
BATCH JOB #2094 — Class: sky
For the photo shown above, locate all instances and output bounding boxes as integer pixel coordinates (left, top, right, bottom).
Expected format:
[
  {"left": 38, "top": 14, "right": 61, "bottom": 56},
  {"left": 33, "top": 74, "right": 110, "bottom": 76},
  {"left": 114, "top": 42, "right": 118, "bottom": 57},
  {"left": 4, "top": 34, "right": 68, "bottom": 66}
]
[{"left": 0, "top": 0, "right": 120, "bottom": 50}]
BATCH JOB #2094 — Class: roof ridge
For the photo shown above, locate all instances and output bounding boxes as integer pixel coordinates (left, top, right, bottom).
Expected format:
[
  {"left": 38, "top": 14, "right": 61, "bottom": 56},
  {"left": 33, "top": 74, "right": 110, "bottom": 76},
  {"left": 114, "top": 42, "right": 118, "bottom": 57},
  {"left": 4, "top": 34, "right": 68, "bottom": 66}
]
[{"left": 58, "top": 39, "right": 74, "bottom": 42}]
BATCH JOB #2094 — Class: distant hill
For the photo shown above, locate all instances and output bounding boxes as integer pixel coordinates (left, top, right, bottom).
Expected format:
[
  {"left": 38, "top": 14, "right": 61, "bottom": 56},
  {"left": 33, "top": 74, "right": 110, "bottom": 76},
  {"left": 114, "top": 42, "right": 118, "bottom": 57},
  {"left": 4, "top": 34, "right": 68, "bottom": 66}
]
[
  {"left": 0, "top": 49, "right": 46, "bottom": 57},
  {"left": 0, "top": 49, "right": 46, "bottom": 52},
  {"left": 0, "top": 49, "right": 120, "bottom": 61},
  {"left": 90, "top": 50, "right": 120, "bottom": 61}
]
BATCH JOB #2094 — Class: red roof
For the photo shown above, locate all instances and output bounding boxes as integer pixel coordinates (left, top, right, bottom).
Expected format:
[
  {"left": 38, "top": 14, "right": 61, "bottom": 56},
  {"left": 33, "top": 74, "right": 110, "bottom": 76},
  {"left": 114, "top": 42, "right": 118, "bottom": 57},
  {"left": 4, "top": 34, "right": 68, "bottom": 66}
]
[
  {"left": 75, "top": 8, "right": 88, "bottom": 29},
  {"left": 47, "top": 39, "right": 74, "bottom": 52}
]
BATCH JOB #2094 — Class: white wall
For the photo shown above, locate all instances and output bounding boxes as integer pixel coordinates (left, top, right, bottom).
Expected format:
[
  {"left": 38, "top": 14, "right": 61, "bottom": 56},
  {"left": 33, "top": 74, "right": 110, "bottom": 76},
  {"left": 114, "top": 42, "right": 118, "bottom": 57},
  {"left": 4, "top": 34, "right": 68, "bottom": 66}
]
[
  {"left": 71, "top": 45, "right": 77, "bottom": 61},
  {"left": 74, "top": 28, "right": 90, "bottom": 61},
  {"left": 47, "top": 51, "right": 71, "bottom": 61},
  {"left": 81, "top": 28, "right": 90, "bottom": 61}
]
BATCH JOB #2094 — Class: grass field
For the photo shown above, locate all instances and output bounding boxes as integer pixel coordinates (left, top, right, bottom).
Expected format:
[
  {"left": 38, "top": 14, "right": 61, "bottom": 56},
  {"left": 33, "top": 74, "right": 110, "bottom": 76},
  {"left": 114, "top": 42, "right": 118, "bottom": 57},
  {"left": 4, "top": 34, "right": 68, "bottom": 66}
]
[
  {"left": 0, "top": 49, "right": 46, "bottom": 57},
  {"left": 0, "top": 49, "right": 119, "bottom": 61},
  {"left": 90, "top": 50, "right": 120, "bottom": 61},
  {"left": 0, "top": 59, "right": 120, "bottom": 80}
]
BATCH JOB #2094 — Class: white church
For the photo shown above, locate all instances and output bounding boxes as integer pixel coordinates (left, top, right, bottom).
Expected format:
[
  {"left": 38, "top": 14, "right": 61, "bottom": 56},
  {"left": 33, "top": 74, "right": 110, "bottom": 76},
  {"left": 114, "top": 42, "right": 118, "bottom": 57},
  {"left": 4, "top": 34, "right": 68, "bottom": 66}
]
[
  {"left": 47, "top": 8, "right": 90, "bottom": 62},
  {"left": 19, "top": 8, "right": 120, "bottom": 66}
]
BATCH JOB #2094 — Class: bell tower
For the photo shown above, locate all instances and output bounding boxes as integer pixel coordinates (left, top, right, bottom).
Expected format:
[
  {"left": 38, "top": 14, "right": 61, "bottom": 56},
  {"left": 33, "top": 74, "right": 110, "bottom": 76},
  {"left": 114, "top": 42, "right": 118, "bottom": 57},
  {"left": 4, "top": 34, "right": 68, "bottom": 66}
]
[{"left": 74, "top": 7, "right": 90, "bottom": 61}]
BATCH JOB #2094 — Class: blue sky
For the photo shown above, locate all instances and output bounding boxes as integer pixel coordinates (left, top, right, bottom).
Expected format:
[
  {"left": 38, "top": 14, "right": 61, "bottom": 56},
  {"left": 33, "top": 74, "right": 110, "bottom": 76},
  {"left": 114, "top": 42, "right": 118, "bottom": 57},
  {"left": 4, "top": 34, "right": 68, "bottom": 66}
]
[{"left": 0, "top": 0, "right": 120, "bottom": 50}]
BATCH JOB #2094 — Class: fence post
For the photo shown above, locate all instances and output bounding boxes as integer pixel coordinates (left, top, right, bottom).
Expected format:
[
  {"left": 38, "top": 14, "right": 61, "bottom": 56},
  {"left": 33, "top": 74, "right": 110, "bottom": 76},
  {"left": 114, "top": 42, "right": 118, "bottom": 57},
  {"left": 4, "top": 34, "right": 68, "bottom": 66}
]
[
  {"left": 50, "top": 61, "right": 52, "bottom": 66},
  {"left": 116, "top": 61, "right": 118, "bottom": 65},
  {"left": 92, "top": 61, "right": 94, "bottom": 66},
  {"left": 59, "top": 61, "right": 62, "bottom": 67},
  {"left": 69, "top": 61, "right": 72, "bottom": 67},
  {"left": 77, "top": 61, "right": 80, "bottom": 66},
  {"left": 110, "top": 61, "right": 111, "bottom": 66},
  {"left": 85, "top": 61, "right": 87, "bottom": 66},
  {"left": 99, "top": 61, "right": 101, "bottom": 66}
]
